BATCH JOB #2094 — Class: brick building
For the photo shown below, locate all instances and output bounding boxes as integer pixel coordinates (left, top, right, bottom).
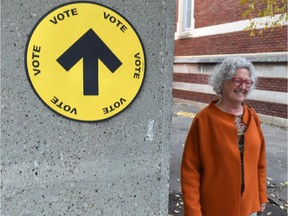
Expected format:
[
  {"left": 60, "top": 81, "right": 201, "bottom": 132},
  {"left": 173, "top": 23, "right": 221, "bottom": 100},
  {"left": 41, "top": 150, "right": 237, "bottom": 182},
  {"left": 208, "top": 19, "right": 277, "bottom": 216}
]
[{"left": 173, "top": 0, "right": 288, "bottom": 127}]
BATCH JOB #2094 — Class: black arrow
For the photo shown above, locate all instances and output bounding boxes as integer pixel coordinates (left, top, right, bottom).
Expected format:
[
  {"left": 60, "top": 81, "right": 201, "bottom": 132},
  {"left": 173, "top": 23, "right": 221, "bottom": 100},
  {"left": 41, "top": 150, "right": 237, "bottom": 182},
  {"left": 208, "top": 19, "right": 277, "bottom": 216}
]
[{"left": 57, "top": 28, "right": 122, "bottom": 95}]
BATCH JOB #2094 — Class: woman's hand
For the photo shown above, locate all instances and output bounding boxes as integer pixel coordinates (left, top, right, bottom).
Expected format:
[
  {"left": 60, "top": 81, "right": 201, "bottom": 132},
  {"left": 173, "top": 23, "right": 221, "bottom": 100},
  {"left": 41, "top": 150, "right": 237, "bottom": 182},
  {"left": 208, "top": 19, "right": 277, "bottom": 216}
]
[{"left": 260, "top": 203, "right": 266, "bottom": 212}]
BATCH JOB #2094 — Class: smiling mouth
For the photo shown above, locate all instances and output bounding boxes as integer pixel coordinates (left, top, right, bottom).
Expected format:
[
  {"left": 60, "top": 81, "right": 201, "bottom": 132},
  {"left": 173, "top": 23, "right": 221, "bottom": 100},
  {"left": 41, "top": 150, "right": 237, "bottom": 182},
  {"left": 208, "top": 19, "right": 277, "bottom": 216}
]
[{"left": 234, "top": 89, "right": 246, "bottom": 95}]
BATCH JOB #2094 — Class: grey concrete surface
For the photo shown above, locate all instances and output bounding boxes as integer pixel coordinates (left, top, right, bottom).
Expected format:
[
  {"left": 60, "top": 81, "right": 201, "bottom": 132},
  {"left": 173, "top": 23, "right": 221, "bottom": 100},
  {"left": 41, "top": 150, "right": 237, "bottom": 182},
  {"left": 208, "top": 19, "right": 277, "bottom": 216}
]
[
  {"left": 1, "top": 1, "right": 175, "bottom": 215},
  {"left": 169, "top": 98, "right": 287, "bottom": 216}
]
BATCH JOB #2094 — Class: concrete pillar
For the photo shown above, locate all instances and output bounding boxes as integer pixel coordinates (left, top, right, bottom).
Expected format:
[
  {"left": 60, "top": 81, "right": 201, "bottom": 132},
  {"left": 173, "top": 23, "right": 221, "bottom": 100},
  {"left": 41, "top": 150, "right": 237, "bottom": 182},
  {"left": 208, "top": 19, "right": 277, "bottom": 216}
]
[{"left": 1, "top": 1, "right": 175, "bottom": 215}]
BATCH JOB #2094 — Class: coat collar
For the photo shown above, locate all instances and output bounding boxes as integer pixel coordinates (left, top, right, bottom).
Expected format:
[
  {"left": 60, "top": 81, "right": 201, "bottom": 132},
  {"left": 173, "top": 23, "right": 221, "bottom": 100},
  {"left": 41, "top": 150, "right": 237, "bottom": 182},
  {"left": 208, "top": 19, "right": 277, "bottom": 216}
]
[{"left": 209, "top": 99, "right": 253, "bottom": 125}]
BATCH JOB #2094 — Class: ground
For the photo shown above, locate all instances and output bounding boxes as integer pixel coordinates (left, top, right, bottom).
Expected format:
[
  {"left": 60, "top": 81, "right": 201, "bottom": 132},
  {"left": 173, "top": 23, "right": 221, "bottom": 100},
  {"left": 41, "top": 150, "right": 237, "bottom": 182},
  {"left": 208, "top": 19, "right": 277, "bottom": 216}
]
[{"left": 168, "top": 182, "right": 288, "bottom": 216}]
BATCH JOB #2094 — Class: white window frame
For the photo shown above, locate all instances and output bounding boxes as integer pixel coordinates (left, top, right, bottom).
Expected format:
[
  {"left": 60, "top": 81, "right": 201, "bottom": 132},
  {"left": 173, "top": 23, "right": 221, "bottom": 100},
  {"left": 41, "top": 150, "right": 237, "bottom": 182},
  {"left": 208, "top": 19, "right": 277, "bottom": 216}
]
[{"left": 175, "top": 0, "right": 195, "bottom": 39}]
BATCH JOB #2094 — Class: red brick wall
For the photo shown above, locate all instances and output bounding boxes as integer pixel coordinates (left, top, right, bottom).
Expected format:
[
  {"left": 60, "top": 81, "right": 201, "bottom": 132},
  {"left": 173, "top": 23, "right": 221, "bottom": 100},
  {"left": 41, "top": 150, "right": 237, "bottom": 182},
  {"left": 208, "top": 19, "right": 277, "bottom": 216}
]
[
  {"left": 174, "top": 26, "right": 288, "bottom": 56},
  {"left": 174, "top": 73, "right": 288, "bottom": 92},
  {"left": 194, "top": 0, "right": 248, "bottom": 28},
  {"left": 193, "top": 0, "right": 273, "bottom": 28},
  {"left": 174, "top": 73, "right": 209, "bottom": 84},
  {"left": 245, "top": 99, "right": 287, "bottom": 118},
  {"left": 173, "top": 89, "right": 219, "bottom": 103},
  {"left": 257, "top": 77, "right": 288, "bottom": 92}
]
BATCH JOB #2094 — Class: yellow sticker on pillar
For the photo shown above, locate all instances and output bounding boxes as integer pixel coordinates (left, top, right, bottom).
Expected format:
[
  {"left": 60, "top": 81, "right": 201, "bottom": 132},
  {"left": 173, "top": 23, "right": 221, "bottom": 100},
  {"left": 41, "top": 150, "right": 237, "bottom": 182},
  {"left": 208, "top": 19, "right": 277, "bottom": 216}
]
[{"left": 25, "top": 2, "right": 145, "bottom": 121}]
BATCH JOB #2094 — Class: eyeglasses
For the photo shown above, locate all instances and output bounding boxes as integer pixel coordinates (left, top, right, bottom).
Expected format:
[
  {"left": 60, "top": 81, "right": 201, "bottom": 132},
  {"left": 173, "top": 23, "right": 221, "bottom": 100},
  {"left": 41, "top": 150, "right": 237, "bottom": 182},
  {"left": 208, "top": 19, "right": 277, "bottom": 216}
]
[{"left": 232, "top": 78, "right": 253, "bottom": 88}]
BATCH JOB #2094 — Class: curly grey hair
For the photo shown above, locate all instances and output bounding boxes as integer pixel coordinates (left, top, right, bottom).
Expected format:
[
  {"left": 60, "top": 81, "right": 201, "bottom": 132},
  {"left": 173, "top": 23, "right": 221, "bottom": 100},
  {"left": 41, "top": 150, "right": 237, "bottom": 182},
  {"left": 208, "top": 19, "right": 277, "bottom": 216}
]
[{"left": 209, "top": 57, "right": 257, "bottom": 95}]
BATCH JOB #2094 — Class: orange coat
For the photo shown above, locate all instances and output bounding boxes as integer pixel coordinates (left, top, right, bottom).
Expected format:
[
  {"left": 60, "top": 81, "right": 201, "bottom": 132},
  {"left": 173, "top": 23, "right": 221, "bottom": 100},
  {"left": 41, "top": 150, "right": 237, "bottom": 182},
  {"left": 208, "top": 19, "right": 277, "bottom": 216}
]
[{"left": 181, "top": 101, "right": 267, "bottom": 216}]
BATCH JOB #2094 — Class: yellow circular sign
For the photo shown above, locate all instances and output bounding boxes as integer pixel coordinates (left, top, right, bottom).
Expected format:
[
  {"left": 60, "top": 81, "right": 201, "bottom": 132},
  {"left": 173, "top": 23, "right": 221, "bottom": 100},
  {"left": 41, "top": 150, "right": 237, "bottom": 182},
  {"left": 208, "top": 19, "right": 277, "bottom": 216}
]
[{"left": 25, "top": 2, "right": 145, "bottom": 121}]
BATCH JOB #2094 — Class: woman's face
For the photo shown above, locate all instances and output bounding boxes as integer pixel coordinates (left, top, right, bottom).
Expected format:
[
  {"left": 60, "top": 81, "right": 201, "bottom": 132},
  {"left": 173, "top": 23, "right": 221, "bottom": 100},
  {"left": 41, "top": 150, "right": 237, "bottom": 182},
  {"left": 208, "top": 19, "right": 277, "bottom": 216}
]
[{"left": 222, "top": 68, "right": 252, "bottom": 104}]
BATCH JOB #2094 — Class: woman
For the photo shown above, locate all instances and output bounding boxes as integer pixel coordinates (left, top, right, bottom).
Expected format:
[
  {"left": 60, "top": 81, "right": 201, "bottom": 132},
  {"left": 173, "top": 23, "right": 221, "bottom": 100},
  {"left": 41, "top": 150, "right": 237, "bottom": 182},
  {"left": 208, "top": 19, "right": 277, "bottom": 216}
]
[{"left": 181, "top": 57, "right": 267, "bottom": 216}]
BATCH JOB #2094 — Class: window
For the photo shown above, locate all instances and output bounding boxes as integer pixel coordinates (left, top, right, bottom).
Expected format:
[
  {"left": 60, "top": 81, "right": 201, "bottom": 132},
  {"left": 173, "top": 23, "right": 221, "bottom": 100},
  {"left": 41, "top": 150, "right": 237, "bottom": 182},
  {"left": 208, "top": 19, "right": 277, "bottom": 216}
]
[
  {"left": 175, "top": 0, "right": 194, "bottom": 39},
  {"left": 183, "top": 0, "right": 192, "bottom": 31}
]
